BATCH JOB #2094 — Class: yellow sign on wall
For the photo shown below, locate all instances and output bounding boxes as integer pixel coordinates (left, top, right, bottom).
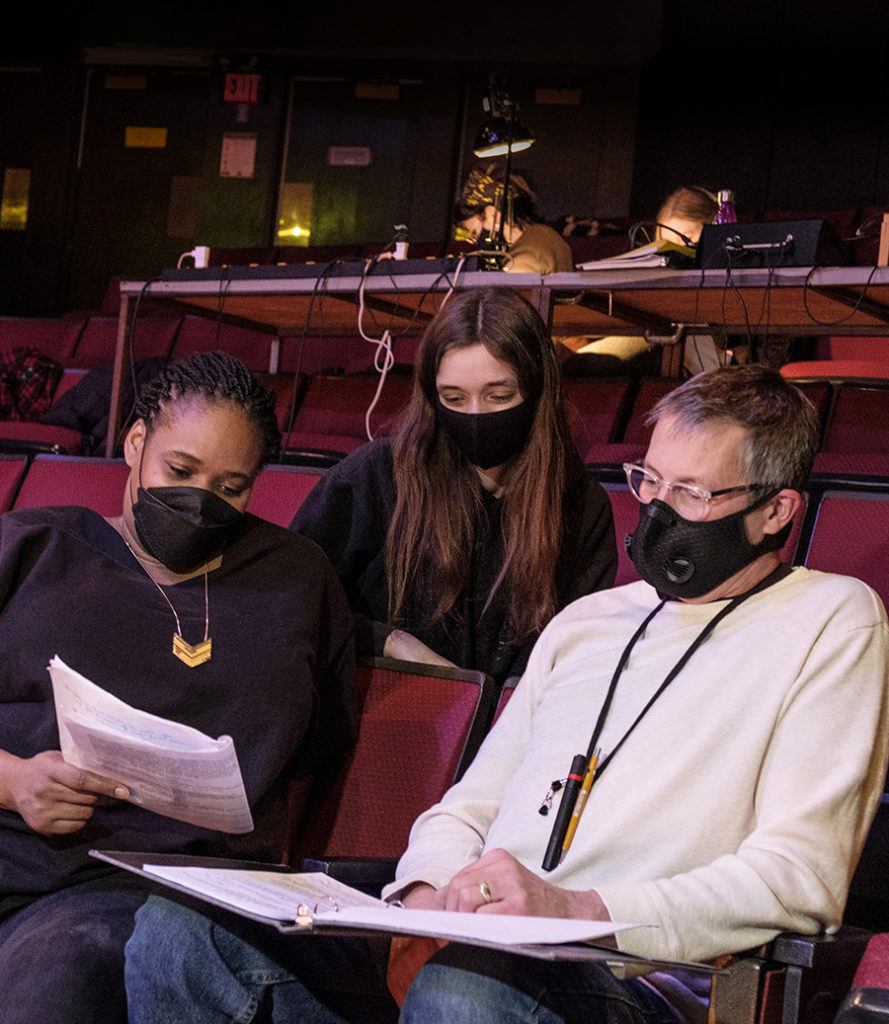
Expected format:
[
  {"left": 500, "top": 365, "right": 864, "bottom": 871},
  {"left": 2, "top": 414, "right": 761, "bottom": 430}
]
[
  {"left": 125, "top": 126, "right": 168, "bottom": 148},
  {"left": 0, "top": 169, "right": 30, "bottom": 230}
]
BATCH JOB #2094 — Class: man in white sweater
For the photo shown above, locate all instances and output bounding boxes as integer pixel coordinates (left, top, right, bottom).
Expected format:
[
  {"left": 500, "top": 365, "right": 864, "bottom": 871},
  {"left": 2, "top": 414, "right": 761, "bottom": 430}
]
[
  {"left": 386, "top": 363, "right": 889, "bottom": 1022},
  {"left": 125, "top": 365, "right": 889, "bottom": 1024}
]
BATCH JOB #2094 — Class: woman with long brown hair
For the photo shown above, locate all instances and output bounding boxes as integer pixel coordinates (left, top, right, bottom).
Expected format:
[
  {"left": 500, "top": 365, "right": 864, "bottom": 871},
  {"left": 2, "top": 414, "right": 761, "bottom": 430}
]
[{"left": 290, "top": 286, "right": 618, "bottom": 687}]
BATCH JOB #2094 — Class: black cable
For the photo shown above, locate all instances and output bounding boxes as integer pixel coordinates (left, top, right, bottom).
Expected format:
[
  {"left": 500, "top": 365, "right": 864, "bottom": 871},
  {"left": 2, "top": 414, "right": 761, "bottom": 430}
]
[
  {"left": 113, "top": 276, "right": 162, "bottom": 452},
  {"left": 800, "top": 262, "right": 881, "bottom": 328},
  {"left": 281, "top": 259, "right": 341, "bottom": 446},
  {"left": 628, "top": 221, "right": 696, "bottom": 249},
  {"left": 365, "top": 254, "right": 470, "bottom": 340}
]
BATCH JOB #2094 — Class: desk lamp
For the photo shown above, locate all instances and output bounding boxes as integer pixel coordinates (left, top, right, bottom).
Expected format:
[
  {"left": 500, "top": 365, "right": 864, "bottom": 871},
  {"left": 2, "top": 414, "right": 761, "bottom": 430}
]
[{"left": 472, "top": 87, "right": 535, "bottom": 258}]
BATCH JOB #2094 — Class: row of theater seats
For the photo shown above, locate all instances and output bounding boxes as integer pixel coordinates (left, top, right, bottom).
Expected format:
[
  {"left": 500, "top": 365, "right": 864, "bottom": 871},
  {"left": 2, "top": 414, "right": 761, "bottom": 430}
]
[
  {"left": 0, "top": 455, "right": 321, "bottom": 527},
  {"left": 11, "top": 362, "right": 889, "bottom": 466},
  {"left": 278, "top": 371, "right": 889, "bottom": 473},
  {"left": 0, "top": 309, "right": 424, "bottom": 456},
  {"left": 2, "top": 307, "right": 889, "bottom": 464},
  {"left": 3, "top": 448, "right": 888, "bottom": 600},
  {"left": 0, "top": 311, "right": 429, "bottom": 379},
  {"left": 4, "top": 451, "right": 888, "bottom": 1023}
]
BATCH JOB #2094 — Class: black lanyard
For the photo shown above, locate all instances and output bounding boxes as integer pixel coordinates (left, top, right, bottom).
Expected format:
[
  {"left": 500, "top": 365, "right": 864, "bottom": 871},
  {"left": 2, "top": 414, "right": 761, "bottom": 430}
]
[{"left": 541, "top": 564, "right": 792, "bottom": 871}]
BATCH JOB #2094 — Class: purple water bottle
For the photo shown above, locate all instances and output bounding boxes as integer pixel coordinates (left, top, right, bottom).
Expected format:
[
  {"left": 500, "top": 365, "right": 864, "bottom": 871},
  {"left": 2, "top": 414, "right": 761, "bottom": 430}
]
[{"left": 714, "top": 189, "right": 737, "bottom": 225}]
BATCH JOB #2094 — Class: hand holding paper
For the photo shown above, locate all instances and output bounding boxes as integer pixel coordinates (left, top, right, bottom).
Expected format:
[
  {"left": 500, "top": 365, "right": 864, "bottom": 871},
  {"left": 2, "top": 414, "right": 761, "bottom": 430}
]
[
  {"left": 49, "top": 656, "right": 254, "bottom": 833},
  {"left": 0, "top": 748, "right": 129, "bottom": 836}
]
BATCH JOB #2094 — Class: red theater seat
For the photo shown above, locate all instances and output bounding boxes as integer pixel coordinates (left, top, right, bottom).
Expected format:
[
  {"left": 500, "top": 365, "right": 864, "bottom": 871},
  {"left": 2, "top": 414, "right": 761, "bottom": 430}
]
[
  {"left": 562, "top": 376, "right": 634, "bottom": 459},
  {"left": 288, "top": 657, "right": 495, "bottom": 865},
  {"left": 820, "top": 383, "right": 889, "bottom": 454},
  {"left": 248, "top": 464, "right": 324, "bottom": 527},
  {"left": 281, "top": 373, "right": 412, "bottom": 460},
  {"left": 0, "top": 455, "right": 27, "bottom": 512},
  {"left": 71, "top": 316, "right": 179, "bottom": 369},
  {"left": 171, "top": 316, "right": 275, "bottom": 373},
  {"left": 0, "top": 316, "right": 86, "bottom": 366},
  {"left": 801, "top": 488, "right": 889, "bottom": 611},
  {"left": 12, "top": 455, "right": 129, "bottom": 516}
]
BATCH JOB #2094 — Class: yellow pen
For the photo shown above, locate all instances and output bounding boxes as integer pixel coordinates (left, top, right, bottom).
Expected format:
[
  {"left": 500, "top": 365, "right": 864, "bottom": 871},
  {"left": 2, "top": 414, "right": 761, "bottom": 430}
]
[{"left": 560, "top": 748, "right": 600, "bottom": 859}]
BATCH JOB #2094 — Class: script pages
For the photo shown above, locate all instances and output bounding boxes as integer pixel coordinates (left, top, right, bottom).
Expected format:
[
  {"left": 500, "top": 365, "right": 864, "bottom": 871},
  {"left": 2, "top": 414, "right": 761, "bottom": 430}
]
[
  {"left": 576, "top": 238, "right": 696, "bottom": 270},
  {"left": 89, "top": 850, "right": 641, "bottom": 955},
  {"left": 49, "top": 655, "right": 253, "bottom": 833},
  {"left": 141, "top": 864, "right": 635, "bottom": 947}
]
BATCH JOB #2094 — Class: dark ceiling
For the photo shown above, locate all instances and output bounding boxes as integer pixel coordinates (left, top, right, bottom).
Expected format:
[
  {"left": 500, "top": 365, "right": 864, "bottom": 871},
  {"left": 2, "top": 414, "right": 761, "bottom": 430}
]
[{"left": 6, "top": 1, "right": 664, "bottom": 70}]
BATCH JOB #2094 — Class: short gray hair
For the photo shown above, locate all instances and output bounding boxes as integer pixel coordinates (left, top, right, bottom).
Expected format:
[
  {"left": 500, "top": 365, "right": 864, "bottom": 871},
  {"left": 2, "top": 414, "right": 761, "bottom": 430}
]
[{"left": 646, "top": 364, "right": 820, "bottom": 494}]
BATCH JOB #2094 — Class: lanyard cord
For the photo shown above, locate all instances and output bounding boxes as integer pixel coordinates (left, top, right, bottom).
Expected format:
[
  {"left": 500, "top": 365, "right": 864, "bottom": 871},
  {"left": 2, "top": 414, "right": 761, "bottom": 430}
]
[
  {"left": 586, "top": 564, "right": 792, "bottom": 781},
  {"left": 540, "top": 563, "right": 792, "bottom": 871}
]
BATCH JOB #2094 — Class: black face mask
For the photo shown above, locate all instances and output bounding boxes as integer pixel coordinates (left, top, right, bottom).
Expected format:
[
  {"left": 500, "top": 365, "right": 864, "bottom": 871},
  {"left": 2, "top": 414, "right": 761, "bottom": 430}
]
[
  {"left": 132, "top": 485, "right": 243, "bottom": 572},
  {"left": 435, "top": 398, "right": 536, "bottom": 470},
  {"left": 626, "top": 494, "right": 790, "bottom": 600}
]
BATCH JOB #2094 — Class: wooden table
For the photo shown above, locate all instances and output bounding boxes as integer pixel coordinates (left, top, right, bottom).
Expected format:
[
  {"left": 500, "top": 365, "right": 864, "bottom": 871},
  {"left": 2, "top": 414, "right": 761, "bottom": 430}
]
[{"left": 111, "top": 263, "right": 889, "bottom": 455}]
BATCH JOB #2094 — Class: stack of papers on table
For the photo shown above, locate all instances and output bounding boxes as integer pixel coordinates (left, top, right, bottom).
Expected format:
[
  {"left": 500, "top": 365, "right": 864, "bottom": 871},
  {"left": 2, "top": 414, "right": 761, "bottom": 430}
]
[{"left": 576, "top": 239, "right": 696, "bottom": 270}]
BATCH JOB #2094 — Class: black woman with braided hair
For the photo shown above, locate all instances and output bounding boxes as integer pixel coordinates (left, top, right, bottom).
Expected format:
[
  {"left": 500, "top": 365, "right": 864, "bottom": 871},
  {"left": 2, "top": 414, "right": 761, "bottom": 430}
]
[{"left": 0, "top": 350, "right": 357, "bottom": 1024}]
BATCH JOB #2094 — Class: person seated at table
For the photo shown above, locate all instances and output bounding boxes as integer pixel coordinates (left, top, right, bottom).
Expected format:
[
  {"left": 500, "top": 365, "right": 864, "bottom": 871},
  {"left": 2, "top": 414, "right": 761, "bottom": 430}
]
[
  {"left": 124, "top": 364, "right": 889, "bottom": 1024},
  {"left": 653, "top": 185, "right": 719, "bottom": 247},
  {"left": 289, "top": 285, "right": 619, "bottom": 688},
  {"left": 454, "top": 162, "right": 573, "bottom": 274},
  {"left": 0, "top": 350, "right": 356, "bottom": 1024},
  {"left": 654, "top": 186, "right": 733, "bottom": 374},
  {"left": 561, "top": 186, "right": 724, "bottom": 376}
]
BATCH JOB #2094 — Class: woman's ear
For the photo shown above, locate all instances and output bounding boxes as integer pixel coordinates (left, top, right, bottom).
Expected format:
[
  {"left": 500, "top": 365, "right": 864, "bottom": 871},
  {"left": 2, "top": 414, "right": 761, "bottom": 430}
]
[{"left": 123, "top": 418, "right": 147, "bottom": 470}]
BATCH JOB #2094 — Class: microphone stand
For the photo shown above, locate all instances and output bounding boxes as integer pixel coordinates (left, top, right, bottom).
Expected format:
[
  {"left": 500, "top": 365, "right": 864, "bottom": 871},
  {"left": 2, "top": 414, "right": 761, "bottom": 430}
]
[
  {"left": 496, "top": 102, "right": 515, "bottom": 253},
  {"left": 476, "top": 102, "right": 513, "bottom": 271}
]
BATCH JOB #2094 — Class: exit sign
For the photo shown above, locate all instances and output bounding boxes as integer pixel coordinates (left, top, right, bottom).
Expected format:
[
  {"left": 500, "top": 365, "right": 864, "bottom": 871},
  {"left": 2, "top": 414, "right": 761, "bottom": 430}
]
[{"left": 224, "top": 73, "right": 262, "bottom": 105}]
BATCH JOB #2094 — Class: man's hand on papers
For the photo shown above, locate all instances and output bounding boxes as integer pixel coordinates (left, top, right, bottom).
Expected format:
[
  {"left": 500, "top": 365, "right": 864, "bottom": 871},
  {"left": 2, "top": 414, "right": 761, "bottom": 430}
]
[
  {"left": 438, "top": 848, "right": 613, "bottom": 922},
  {"left": 0, "top": 749, "right": 129, "bottom": 835},
  {"left": 399, "top": 882, "right": 444, "bottom": 911}
]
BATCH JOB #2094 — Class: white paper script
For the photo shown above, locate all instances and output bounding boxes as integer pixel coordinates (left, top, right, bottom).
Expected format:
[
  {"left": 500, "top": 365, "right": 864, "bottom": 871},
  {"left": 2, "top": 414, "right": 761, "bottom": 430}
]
[{"left": 49, "top": 656, "right": 254, "bottom": 833}]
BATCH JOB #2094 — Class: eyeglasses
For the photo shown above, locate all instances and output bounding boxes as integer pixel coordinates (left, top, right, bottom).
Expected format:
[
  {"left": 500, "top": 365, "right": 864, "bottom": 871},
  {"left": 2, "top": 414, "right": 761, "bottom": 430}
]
[{"left": 622, "top": 463, "right": 760, "bottom": 521}]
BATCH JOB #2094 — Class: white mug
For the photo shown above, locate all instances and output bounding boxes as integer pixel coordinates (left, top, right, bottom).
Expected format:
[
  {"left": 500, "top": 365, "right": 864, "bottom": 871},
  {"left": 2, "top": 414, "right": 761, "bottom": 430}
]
[{"left": 178, "top": 245, "right": 210, "bottom": 269}]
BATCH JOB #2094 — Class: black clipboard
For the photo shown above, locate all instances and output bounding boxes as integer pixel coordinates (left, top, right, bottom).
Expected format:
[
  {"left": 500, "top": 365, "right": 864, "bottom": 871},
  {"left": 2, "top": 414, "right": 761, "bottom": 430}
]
[{"left": 90, "top": 849, "right": 721, "bottom": 975}]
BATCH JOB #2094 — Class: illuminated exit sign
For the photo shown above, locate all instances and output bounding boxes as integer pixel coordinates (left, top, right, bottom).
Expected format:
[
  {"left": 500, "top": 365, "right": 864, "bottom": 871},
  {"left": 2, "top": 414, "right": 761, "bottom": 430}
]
[{"left": 224, "top": 73, "right": 262, "bottom": 105}]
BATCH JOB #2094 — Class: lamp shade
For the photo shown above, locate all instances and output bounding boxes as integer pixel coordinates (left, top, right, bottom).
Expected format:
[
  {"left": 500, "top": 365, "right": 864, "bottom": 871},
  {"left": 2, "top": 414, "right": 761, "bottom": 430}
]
[{"left": 473, "top": 116, "right": 535, "bottom": 158}]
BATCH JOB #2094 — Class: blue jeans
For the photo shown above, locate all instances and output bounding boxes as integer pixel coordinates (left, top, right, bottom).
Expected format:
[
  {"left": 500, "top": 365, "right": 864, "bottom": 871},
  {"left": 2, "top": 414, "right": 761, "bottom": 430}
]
[
  {"left": 126, "top": 895, "right": 683, "bottom": 1024},
  {"left": 0, "top": 872, "right": 152, "bottom": 1024},
  {"left": 124, "top": 894, "right": 398, "bottom": 1024},
  {"left": 400, "top": 944, "right": 683, "bottom": 1024}
]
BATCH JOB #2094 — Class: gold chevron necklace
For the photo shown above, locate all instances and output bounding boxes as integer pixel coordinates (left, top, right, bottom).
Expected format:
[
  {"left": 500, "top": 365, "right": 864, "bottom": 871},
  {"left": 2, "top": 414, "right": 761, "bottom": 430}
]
[{"left": 125, "top": 541, "right": 212, "bottom": 667}]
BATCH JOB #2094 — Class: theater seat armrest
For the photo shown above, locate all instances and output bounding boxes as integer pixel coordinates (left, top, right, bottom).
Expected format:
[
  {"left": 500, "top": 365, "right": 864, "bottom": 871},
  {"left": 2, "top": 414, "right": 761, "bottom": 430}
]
[
  {"left": 834, "top": 987, "right": 889, "bottom": 1023},
  {"left": 708, "top": 928, "right": 873, "bottom": 1024},
  {"left": 770, "top": 926, "right": 873, "bottom": 970}
]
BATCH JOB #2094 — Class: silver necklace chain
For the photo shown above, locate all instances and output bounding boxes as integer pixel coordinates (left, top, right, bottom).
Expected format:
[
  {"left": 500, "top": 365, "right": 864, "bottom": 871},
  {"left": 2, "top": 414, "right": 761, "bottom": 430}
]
[{"left": 124, "top": 541, "right": 210, "bottom": 644}]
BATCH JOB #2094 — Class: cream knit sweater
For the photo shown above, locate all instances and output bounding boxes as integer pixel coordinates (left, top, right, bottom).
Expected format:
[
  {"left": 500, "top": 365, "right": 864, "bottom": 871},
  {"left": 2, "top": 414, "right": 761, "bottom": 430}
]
[{"left": 386, "top": 568, "right": 889, "bottom": 964}]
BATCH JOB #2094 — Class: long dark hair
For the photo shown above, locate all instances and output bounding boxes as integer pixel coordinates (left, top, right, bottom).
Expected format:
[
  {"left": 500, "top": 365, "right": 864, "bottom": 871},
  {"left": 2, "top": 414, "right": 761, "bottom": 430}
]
[{"left": 387, "top": 287, "right": 584, "bottom": 641}]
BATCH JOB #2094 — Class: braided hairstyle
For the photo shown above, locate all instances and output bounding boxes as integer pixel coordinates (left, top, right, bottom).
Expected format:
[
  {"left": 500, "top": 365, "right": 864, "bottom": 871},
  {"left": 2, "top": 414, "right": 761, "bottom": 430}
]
[{"left": 134, "top": 350, "right": 281, "bottom": 466}]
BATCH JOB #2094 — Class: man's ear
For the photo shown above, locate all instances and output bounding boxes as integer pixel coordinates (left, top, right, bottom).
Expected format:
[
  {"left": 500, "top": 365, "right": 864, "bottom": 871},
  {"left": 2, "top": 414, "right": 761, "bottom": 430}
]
[
  {"left": 762, "top": 489, "right": 803, "bottom": 535},
  {"left": 123, "top": 419, "right": 147, "bottom": 470}
]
